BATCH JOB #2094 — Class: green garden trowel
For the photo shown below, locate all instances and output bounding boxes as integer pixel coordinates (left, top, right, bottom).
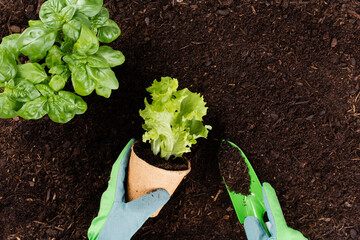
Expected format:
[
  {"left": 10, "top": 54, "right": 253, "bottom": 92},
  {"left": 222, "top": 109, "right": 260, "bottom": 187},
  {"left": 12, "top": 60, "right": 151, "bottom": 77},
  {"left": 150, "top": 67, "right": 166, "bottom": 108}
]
[{"left": 220, "top": 140, "right": 268, "bottom": 233}]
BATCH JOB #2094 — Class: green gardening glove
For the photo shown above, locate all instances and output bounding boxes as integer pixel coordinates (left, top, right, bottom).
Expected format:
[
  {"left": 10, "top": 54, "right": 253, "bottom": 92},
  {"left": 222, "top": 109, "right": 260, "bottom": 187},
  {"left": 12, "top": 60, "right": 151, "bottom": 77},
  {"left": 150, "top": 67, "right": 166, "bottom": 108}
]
[
  {"left": 88, "top": 139, "right": 170, "bottom": 240},
  {"left": 244, "top": 183, "right": 307, "bottom": 240}
]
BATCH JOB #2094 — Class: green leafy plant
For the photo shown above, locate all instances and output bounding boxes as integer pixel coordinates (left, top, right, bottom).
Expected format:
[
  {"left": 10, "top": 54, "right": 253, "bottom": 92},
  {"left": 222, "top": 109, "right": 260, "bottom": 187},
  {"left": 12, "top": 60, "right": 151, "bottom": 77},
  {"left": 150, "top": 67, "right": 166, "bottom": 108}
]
[
  {"left": 140, "top": 77, "right": 212, "bottom": 160},
  {"left": 0, "top": 0, "right": 124, "bottom": 123}
]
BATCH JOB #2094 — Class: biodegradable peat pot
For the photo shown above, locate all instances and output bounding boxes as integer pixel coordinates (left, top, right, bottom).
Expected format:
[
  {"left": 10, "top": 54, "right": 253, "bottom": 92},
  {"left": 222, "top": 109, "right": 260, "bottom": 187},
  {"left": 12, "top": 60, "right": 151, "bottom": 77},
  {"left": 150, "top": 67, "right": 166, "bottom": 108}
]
[{"left": 127, "top": 142, "right": 191, "bottom": 217}]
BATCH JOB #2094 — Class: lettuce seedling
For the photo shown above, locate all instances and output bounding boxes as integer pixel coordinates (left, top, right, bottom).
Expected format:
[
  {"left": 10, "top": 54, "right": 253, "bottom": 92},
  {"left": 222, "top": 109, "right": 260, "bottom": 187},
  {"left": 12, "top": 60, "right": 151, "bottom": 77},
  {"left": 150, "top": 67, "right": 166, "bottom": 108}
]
[
  {"left": 0, "top": 0, "right": 124, "bottom": 123},
  {"left": 140, "top": 77, "right": 212, "bottom": 160}
]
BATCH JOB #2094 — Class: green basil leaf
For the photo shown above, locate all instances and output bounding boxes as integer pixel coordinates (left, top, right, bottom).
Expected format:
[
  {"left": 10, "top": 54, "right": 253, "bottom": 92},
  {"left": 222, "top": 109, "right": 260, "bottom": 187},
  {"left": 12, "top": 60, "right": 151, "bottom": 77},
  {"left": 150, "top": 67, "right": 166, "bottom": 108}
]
[
  {"left": 0, "top": 93, "right": 19, "bottom": 118},
  {"left": 47, "top": 91, "right": 87, "bottom": 123},
  {"left": 97, "top": 19, "right": 121, "bottom": 43},
  {"left": 35, "top": 84, "right": 55, "bottom": 97},
  {"left": 62, "top": 24, "right": 79, "bottom": 43},
  {"left": 62, "top": 12, "right": 91, "bottom": 42},
  {"left": 63, "top": 54, "right": 76, "bottom": 67},
  {"left": 73, "top": 24, "right": 99, "bottom": 55},
  {"left": 48, "top": 65, "right": 70, "bottom": 91},
  {"left": 28, "top": 20, "right": 44, "bottom": 27},
  {"left": 0, "top": 46, "right": 17, "bottom": 82},
  {"left": 16, "top": 63, "right": 48, "bottom": 84},
  {"left": 58, "top": 91, "right": 87, "bottom": 114},
  {"left": 65, "top": 0, "right": 77, "bottom": 4},
  {"left": 70, "top": 65, "right": 95, "bottom": 96},
  {"left": 1, "top": 34, "right": 21, "bottom": 59},
  {"left": 66, "top": 0, "right": 103, "bottom": 17},
  {"left": 55, "top": 31, "right": 62, "bottom": 42},
  {"left": 5, "top": 78, "right": 41, "bottom": 102},
  {"left": 49, "top": 75, "right": 67, "bottom": 91},
  {"left": 86, "top": 54, "right": 109, "bottom": 68},
  {"left": 17, "top": 96, "right": 48, "bottom": 120},
  {"left": 63, "top": 54, "right": 88, "bottom": 68},
  {"left": 61, "top": 71, "right": 71, "bottom": 81},
  {"left": 95, "top": 84, "right": 111, "bottom": 98},
  {"left": 60, "top": 38, "right": 74, "bottom": 52},
  {"left": 39, "top": 0, "right": 67, "bottom": 29},
  {"left": 69, "top": 53, "right": 88, "bottom": 60},
  {"left": 48, "top": 103, "right": 74, "bottom": 123},
  {"left": 5, "top": 79, "right": 15, "bottom": 88},
  {"left": 91, "top": 7, "right": 109, "bottom": 28},
  {"left": 17, "top": 26, "right": 57, "bottom": 62},
  {"left": 46, "top": 45, "right": 65, "bottom": 69},
  {"left": 95, "top": 45, "right": 125, "bottom": 67},
  {"left": 49, "top": 65, "right": 69, "bottom": 75},
  {"left": 61, "top": 5, "right": 77, "bottom": 22},
  {"left": 86, "top": 65, "right": 118, "bottom": 90}
]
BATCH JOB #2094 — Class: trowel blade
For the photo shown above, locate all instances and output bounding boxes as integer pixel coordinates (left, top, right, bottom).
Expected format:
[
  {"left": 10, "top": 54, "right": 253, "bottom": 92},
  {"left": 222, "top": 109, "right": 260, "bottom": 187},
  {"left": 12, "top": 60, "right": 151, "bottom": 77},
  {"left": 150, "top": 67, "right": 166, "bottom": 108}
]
[{"left": 219, "top": 140, "right": 267, "bottom": 231}]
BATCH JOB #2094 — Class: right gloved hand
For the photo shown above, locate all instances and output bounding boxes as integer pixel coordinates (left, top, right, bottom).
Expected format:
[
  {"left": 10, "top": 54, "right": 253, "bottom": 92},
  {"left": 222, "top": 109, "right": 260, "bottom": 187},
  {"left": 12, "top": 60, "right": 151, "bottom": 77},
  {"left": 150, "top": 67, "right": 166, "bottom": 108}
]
[{"left": 244, "top": 183, "right": 307, "bottom": 240}]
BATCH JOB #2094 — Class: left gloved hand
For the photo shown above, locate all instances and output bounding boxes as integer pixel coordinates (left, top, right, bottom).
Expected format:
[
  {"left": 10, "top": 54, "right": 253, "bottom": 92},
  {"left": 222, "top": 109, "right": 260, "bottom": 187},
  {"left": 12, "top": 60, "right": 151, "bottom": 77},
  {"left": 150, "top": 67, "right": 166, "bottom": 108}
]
[
  {"left": 244, "top": 182, "right": 307, "bottom": 240},
  {"left": 88, "top": 139, "right": 170, "bottom": 240}
]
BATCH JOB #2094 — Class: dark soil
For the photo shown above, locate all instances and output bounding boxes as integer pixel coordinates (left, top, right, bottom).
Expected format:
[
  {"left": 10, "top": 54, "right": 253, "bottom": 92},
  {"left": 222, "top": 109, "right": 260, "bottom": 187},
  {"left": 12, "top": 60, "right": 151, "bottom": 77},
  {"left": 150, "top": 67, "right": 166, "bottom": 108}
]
[
  {"left": 133, "top": 141, "right": 189, "bottom": 170},
  {"left": 219, "top": 142, "right": 251, "bottom": 195},
  {"left": 1, "top": 0, "right": 360, "bottom": 240}
]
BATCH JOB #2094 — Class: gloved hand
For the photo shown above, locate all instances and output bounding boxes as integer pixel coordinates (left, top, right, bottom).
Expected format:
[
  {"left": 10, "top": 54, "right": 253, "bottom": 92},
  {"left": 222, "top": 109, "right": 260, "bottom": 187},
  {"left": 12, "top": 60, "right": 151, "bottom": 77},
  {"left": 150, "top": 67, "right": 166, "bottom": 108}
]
[
  {"left": 88, "top": 139, "right": 170, "bottom": 240},
  {"left": 244, "top": 183, "right": 307, "bottom": 240}
]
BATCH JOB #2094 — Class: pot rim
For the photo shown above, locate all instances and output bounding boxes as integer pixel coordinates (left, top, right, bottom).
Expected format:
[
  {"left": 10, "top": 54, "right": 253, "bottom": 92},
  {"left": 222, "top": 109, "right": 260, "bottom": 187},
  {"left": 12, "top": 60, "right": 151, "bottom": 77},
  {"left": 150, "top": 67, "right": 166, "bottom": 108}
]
[{"left": 131, "top": 141, "right": 191, "bottom": 172}]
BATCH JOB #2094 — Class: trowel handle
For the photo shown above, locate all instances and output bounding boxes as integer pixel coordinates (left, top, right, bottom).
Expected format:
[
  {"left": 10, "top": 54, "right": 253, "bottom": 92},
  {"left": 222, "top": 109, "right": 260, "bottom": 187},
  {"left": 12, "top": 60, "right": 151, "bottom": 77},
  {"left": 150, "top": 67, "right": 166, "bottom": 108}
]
[{"left": 244, "top": 183, "right": 308, "bottom": 240}]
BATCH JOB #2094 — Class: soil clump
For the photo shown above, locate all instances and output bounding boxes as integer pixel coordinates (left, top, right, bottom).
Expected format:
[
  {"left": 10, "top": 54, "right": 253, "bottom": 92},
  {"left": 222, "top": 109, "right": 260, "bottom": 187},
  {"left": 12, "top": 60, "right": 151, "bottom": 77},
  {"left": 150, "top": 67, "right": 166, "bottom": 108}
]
[
  {"left": 133, "top": 141, "right": 189, "bottom": 171},
  {"left": 219, "top": 142, "right": 251, "bottom": 195}
]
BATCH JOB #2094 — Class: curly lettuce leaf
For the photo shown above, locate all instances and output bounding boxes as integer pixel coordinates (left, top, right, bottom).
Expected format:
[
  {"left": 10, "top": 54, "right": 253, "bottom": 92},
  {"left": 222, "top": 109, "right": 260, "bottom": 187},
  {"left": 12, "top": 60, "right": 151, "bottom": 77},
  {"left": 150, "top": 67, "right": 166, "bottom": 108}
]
[
  {"left": 140, "top": 77, "right": 211, "bottom": 160},
  {"left": 146, "top": 77, "right": 178, "bottom": 102}
]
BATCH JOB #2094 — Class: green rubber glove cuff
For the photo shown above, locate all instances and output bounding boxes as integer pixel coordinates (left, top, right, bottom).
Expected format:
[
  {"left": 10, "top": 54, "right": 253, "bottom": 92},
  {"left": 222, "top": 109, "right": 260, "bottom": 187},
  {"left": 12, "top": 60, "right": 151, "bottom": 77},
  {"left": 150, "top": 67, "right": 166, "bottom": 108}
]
[
  {"left": 88, "top": 139, "right": 135, "bottom": 239},
  {"left": 263, "top": 182, "right": 307, "bottom": 240},
  {"left": 244, "top": 183, "right": 308, "bottom": 240}
]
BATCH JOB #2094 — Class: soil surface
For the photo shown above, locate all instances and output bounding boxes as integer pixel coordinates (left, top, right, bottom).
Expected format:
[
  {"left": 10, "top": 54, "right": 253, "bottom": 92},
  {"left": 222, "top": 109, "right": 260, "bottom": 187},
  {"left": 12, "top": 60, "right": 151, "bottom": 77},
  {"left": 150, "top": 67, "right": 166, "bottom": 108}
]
[
  {"left": 133, "top": 141, "right": 189, "bottom": 170},
  {"left": 1, "top": 0, "right": 360, "bottom": 240},
  {"left": 219, "top": 141, "right": 251, "bottom": 195}
]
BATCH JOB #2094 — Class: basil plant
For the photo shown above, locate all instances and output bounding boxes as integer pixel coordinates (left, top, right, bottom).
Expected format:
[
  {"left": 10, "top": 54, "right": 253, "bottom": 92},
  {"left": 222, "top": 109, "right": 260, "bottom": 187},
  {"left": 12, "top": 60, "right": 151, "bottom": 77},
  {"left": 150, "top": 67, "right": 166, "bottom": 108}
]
[{"left": 0, "top": 0, "right": 124, "bottom": 123}]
